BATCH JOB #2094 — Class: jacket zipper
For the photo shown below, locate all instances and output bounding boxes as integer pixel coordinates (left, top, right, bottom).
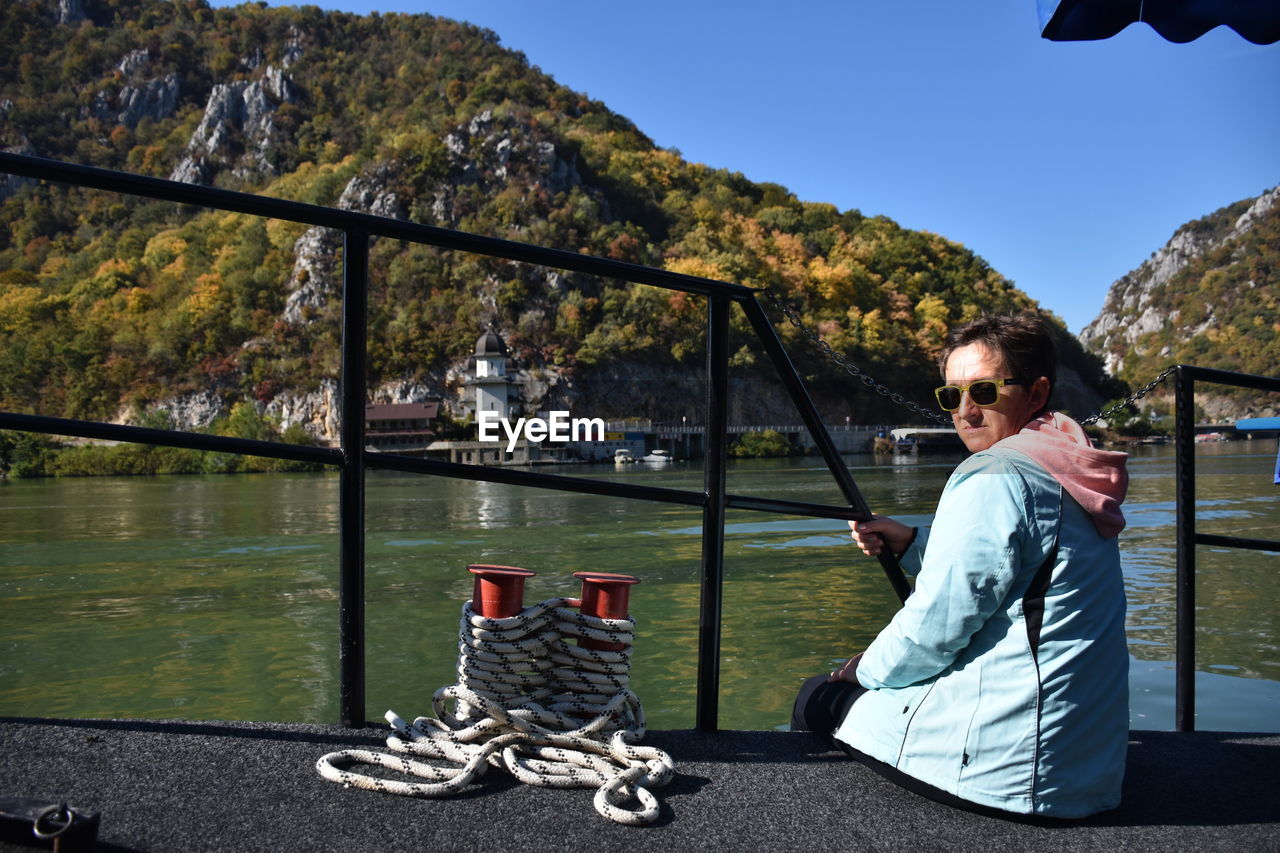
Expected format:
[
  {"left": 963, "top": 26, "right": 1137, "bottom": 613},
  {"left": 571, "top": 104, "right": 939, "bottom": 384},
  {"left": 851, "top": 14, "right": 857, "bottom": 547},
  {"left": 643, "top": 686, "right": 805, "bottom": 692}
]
[{"left": 896, "top": 680, "right": 938, "bottom": 765}]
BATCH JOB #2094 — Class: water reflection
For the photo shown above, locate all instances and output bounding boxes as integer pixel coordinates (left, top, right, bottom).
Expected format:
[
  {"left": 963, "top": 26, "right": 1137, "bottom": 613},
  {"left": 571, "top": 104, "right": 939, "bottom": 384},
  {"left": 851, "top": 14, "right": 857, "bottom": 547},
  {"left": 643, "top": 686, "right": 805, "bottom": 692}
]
[{"left": 473, "top": 479, "right": 506, "bottom": 529}]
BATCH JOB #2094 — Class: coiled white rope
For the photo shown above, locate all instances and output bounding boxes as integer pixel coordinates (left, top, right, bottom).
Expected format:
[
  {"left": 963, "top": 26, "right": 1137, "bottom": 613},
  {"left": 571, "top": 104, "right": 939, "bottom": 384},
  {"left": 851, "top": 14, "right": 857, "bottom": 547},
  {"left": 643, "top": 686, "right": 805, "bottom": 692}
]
[{"left": 316, "top": 597, "right": 676, "bottom": 825}]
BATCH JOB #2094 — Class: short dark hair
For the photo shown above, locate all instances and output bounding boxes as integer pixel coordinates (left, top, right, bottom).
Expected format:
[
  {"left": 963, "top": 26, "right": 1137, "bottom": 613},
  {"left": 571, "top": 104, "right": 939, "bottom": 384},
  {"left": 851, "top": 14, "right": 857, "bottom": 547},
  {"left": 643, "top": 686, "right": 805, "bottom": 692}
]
[{"left": 939, "top": 312, "right": 1057, "bottom": 416}]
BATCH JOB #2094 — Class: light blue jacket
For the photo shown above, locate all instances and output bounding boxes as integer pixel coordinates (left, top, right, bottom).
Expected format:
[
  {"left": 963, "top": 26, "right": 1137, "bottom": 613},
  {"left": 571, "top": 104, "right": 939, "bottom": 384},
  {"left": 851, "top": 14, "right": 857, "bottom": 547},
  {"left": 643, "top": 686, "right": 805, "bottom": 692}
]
[{"left": 835, "top": 447, "right": 1129, "bottom": 818}]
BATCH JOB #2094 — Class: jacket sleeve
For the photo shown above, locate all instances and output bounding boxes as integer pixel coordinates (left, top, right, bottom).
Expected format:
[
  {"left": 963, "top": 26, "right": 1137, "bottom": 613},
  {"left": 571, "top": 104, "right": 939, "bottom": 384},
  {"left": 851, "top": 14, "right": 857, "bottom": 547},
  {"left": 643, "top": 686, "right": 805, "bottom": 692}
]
[
  {"left": 857, "top": 454, "right": 1032, "bottom": 690},
  {"left": 898, "top": 525, "right": 929, "bottom": 577}
]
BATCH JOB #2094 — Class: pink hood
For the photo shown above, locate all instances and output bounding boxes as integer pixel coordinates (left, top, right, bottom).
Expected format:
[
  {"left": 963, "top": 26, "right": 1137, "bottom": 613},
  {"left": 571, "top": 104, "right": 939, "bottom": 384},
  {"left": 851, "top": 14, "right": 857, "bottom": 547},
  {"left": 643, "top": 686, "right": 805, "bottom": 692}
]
[{"left": 996, "top": 411, "right": 1128, "bottom": 538}]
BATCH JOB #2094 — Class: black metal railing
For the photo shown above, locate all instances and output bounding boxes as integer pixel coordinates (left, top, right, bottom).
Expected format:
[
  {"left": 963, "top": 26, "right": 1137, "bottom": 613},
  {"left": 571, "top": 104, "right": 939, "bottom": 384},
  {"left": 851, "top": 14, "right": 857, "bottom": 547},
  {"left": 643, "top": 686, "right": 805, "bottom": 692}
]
[
  {"left": 0, "top": 152, "right": 907, "bottom": 730},
  {"left": 1172, "top": 365, "right": 1280, "bottom": 731}
]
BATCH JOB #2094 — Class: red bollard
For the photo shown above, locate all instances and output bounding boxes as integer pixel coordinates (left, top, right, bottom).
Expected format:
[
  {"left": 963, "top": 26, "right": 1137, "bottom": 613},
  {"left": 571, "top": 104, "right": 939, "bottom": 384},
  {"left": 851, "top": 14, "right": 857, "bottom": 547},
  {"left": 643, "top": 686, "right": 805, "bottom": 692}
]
[
  {"left": 573, "top": 572, "right": 639, "bottom": 651},
  {"left": 467, "top": 564, "right": 536, "bottom": 618}
]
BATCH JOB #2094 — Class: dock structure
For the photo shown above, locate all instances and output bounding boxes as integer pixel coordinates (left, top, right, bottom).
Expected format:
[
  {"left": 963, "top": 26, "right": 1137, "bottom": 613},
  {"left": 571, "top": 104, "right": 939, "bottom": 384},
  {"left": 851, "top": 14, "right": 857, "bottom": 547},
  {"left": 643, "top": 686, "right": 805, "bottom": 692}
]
[
  {"left": 418, "top": 423, "right": 902, "bottom": 465},
  {"left": 608, "top": 421, "right": 901, "bottom": 459},
  {"left": 2, "top": 718, "right": 1276, "bottom": 851},
  {"left": 888, "top": 426, "right": 967, "bottom": 454}
]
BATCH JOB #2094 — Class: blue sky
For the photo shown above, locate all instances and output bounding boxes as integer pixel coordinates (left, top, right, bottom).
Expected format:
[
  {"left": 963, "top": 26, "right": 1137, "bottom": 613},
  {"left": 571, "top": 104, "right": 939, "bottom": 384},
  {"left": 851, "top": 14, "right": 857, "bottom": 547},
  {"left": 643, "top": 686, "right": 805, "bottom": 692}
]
[{"left": 211, "top": 0, "right": 1279, "bottom": 333}]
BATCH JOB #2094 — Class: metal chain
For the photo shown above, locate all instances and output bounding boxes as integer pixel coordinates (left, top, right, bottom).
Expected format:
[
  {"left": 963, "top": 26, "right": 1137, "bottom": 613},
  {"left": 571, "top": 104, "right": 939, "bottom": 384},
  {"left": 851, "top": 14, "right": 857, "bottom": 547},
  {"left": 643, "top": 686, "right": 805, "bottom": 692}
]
[
  {"left": 760, "top": 287, "right": 950, "bottom": 425},
  {"left": 759, "top": 287, "right": 1177, "bottom": 428},
  {"left": 1078, "top": 364, "right": 1178, "bottom": 426}
]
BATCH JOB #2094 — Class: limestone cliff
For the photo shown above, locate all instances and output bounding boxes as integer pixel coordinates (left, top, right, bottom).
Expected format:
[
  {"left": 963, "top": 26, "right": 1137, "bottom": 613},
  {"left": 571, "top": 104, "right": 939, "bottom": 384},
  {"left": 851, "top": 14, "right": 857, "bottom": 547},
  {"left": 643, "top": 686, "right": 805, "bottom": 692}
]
[
  {"left": 170, "top": 50, "right": 301, "bottom": 185},
  {"left": 1080, "top": 187, "right": 1278, "bottom": 376},
  {"left": 1079, "top": 186, "right": 1279, "bottom": 418}
]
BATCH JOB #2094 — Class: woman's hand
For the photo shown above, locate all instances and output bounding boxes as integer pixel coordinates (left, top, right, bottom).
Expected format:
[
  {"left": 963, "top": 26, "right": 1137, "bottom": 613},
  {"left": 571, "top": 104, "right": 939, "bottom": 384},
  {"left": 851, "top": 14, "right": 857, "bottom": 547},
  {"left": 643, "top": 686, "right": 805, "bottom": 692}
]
[
  {"left": 828, "top": 653, "right": 863, "bottom": 683},
  {"left": 849, "top": 514, "right": 914, "bottom": 558}
]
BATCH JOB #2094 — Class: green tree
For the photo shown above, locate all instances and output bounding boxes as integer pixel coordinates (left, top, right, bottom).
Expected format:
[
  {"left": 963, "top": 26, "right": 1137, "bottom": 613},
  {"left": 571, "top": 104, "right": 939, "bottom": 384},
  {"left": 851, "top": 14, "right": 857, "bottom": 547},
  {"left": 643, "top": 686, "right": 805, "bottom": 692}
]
[
  {"left": 729, "top": 430, "right": 795, "bottom": 458},
  {"left": 0, "top": 431, "right": 59, "bottom": 478}
]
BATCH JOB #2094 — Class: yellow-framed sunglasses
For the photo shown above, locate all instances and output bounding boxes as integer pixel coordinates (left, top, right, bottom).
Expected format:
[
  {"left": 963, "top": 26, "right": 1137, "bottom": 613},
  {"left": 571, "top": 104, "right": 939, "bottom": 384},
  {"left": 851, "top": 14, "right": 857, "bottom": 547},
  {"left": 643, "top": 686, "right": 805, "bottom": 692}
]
[{"left": 934, "top": 378, "right": 1025, "bottom": 412}]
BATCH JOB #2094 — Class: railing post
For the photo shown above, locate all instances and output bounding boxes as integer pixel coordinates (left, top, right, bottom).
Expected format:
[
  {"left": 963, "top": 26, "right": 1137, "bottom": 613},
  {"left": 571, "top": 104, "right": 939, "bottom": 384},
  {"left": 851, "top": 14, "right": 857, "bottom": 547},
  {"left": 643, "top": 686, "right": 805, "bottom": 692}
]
[
  {"left": 1174, "top": 365, "right": 1196, "bottom": 732},
  {"left": 339, "top": 228, "right": 369, "bottom": 727},
  {"left": 696, "top": 295, "right": 729, "bottom": 732}
]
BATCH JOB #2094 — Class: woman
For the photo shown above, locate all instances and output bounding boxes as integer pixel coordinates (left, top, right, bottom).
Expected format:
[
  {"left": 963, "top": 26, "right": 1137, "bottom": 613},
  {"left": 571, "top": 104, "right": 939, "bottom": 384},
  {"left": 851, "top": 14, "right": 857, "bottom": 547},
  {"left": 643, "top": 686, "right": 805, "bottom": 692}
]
[{"left": 792, "top": 312, "right": 1130, "bottom": 819}]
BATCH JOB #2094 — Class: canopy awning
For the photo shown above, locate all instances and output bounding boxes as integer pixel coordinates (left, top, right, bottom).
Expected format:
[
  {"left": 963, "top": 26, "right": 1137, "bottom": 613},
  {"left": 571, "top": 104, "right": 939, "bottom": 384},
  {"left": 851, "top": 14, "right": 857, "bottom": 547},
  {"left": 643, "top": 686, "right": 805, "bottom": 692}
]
[{"left": 1038, "top": 0, "right": 1280, "bottom": 44}]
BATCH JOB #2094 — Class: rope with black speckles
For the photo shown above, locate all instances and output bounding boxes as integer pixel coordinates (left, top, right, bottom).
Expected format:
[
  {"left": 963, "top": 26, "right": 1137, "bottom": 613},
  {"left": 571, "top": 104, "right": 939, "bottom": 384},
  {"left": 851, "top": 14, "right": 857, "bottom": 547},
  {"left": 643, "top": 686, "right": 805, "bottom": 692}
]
[{"left": 316, "top": 597, "right": 675, "bottom": 825}]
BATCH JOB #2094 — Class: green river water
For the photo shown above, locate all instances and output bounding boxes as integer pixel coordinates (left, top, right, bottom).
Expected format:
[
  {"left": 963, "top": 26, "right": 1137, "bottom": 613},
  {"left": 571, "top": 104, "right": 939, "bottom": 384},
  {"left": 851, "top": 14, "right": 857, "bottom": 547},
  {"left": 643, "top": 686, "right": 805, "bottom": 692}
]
[{"left": 1, "top": 441, "right": 1277, "bottom": 731}]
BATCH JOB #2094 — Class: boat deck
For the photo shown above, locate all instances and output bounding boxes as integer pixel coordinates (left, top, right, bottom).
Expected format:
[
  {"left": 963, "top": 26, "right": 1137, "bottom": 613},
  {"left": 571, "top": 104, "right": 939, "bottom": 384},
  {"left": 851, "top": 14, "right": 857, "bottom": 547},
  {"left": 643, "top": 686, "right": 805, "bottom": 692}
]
[{"left": 1, "top": 718, "right": 1277, "bottom": 851}]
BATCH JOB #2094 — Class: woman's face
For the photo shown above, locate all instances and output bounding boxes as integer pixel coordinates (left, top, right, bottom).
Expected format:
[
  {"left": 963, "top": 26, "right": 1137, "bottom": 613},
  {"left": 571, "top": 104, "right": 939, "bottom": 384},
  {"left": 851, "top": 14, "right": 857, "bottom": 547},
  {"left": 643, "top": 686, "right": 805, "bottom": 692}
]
[{"left": 943, "top": 342, "right": 1048, "bottom": 453}]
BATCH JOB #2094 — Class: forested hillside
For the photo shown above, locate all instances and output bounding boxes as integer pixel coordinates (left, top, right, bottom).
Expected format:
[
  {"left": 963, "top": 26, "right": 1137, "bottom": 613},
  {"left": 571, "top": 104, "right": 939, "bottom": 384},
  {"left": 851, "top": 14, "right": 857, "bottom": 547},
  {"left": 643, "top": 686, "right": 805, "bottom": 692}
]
[
  {"left": 1, "top": 0, "right": 1115, "bottom": 438},
  {"left": 1081, "top": 186, "right": 1279, "bottom": 417}
]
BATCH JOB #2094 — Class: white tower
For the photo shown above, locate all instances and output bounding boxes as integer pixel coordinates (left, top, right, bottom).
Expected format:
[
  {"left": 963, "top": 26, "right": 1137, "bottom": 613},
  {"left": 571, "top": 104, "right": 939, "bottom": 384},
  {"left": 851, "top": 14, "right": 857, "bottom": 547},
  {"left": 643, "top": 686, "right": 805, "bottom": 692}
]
[{"left": 468, "top": 327, "right": 517, "bottom": 422}]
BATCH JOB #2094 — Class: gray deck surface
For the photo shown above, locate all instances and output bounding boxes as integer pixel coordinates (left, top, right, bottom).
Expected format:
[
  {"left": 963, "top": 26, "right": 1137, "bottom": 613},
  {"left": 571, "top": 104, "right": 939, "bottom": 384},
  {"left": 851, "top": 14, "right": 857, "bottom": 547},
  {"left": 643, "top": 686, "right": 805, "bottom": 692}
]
[{"left": 1, "top": 718, "right": 1277, "bottom": 852}]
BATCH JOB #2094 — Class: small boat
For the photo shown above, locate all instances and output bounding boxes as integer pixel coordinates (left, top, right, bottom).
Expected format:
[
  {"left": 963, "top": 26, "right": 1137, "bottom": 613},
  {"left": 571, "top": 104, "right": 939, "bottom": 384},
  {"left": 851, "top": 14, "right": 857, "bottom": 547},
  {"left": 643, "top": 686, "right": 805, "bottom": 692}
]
[
  {"left": 614, "top": 449, "right": 636, "bottom": 464},
  {"left": 640, "top": 449, "right": 673, "bottom": 464}
]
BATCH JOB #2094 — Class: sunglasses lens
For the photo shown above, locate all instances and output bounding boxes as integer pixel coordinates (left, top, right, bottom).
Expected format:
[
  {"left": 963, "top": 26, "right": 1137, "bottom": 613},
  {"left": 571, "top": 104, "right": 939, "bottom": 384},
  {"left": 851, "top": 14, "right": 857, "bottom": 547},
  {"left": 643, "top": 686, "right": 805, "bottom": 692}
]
[
  {"left": 970, "top": 381, "right": 999, "bottom": 406},
  {"left": 936, "top": 387, "right": 961, "bottom": 410}
]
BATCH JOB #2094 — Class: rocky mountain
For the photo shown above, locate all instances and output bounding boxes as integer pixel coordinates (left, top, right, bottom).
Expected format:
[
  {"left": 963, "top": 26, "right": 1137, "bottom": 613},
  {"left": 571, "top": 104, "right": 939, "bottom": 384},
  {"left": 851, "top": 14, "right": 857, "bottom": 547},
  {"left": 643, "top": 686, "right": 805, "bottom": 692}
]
[
  {"left": 1080, "top": 186, "right": 1279, "bottom": 418},
  {"left": 1, "top": 0, "right": 1118, "bottom": 442}
]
